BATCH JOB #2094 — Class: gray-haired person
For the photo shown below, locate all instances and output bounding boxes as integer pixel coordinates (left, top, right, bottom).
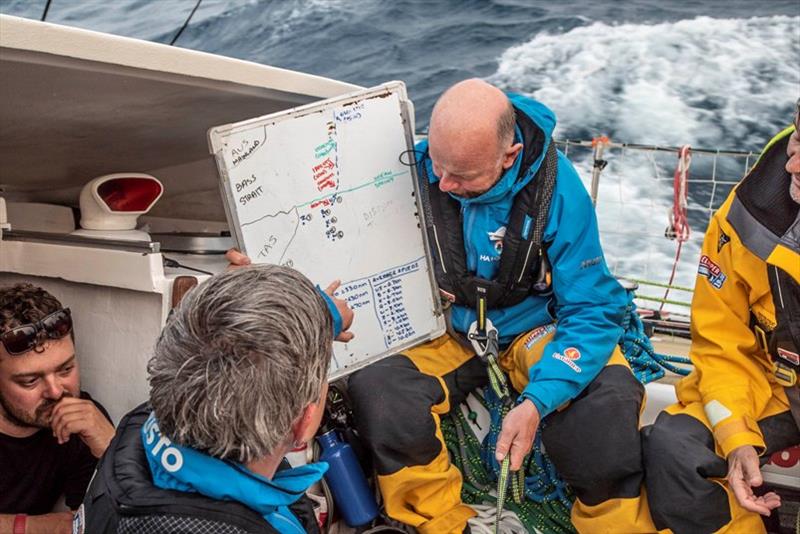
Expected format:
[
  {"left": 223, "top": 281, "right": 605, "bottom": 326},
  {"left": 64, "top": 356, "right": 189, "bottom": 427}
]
[{"left": 76, "top": 265, "right": 351, "bottom": 534}]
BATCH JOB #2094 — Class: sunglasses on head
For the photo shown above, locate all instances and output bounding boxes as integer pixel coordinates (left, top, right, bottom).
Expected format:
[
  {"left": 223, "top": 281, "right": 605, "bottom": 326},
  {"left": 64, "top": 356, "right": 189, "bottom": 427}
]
[{"left": 1, "top": 308, "right": 73, "bottom": 355}]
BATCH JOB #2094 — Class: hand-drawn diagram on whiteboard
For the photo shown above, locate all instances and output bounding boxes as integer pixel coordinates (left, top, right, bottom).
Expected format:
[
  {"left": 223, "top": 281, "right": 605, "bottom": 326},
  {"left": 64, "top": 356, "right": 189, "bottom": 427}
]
[{"left": 208, "top": 82, "right": 445, "bottom": 379}]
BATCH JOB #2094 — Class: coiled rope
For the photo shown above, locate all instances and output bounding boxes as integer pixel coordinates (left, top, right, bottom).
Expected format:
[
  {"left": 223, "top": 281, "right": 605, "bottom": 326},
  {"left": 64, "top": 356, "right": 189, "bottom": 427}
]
[
  {"left": 661, "top": 145, "right": 692, "bottom": 312},
  {"left": 441, "top": 388, "right": 574, "bottom": 534},
  {"left": 620, "top": 290, "right": 692, "bottom": 381},
  {"left": 465, "top": 504, "right": 528, "bottom": 534},
  {"left": 668, "top": 145, "right": 692, "bottom": 243},
  {"left": 443, "top": 288, "right": 692, "bottom": 533}
]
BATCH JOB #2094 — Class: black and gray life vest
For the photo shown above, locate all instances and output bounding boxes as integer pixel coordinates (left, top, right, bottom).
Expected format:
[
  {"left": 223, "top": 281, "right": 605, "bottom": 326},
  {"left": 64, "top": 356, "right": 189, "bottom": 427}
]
[
  {"left": 417, "top": 108, "right": 558, "bottom": 310},
  {"left": 77, "top": 404, "right": 319, "bottom": 534},
  {"left": 731, "top": 128, "right": 800, "bottom": 385}
]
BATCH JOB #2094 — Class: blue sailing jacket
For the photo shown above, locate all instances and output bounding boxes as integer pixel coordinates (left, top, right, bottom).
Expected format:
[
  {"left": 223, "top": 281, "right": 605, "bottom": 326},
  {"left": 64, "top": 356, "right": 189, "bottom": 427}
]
[
  {"left": 142, "top": 412, "right": 328, "bottom": 534},
  {"left": 416, "top": 93, "right": 626, "bottom": 417}
]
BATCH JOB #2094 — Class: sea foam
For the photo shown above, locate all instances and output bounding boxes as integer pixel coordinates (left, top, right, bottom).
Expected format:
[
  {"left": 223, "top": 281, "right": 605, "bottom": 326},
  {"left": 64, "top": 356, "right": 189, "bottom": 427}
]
[
  {"left": 490, "top": 16, "right": 799, "bottom": 309},
  {"left": 490, "top": 16, "right": 799, "bottom": 148}
]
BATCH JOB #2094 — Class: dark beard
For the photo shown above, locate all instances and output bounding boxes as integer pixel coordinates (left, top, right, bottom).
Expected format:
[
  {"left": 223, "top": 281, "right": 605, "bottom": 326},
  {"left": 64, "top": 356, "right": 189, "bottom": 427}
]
[{"left": 0, "top": 390, "right": 73, "bottom": 429}]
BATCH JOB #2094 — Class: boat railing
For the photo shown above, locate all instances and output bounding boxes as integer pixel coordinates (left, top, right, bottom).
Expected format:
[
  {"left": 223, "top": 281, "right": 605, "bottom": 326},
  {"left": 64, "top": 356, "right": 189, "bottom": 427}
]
[
  {"left": 554, "top": 138, "right": 758, "bottom": 324},
  {"left": 555, "top": 138, "right": 755, "bottom": 215},
  {"left": 413, "top": 133, "right": 758, "bottom": 324}
]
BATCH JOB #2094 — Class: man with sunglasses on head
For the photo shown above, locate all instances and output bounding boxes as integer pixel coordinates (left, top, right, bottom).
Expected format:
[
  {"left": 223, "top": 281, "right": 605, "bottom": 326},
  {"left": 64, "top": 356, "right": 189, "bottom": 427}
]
[{"left": 0, "top": 283, "right": 114, "bottom": 534}]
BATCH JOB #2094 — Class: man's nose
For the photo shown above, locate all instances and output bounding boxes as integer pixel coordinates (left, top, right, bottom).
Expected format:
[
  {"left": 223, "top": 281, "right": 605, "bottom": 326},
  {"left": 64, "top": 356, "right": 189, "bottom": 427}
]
[
  {"left": 438, "top": 173, "right": 457, "bottom": 193},
  {"left": 787, "top": 152, "right": 800, "bottom": 174},
  {"left": 41, "top": 375, "right": 64, "bottom": 400}
]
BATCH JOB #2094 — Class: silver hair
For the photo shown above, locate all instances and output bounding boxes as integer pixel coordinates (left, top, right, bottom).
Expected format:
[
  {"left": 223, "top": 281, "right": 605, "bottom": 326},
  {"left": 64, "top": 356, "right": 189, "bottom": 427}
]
[
  {"left": 147, "top": 264, "right": 332, "bottom": 463},
  {"left": 498, "top": 100, "right": 516, "bottom": 151}
]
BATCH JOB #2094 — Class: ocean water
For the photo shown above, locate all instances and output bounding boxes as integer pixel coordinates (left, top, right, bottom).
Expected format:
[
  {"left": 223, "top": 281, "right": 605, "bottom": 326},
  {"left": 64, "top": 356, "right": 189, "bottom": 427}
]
[
  {"left": 2, "top": 0, "right": 797, "bottom": 142},
  {"left": 2, "top": 0, "right": 799, "bottom": 305}
]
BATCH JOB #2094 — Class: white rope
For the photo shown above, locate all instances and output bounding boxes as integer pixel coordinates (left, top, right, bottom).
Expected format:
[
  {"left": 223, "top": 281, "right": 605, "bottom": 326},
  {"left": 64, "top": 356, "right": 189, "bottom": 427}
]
[{"left": 467, "top": 504, "right": 529, "bottom": 534}]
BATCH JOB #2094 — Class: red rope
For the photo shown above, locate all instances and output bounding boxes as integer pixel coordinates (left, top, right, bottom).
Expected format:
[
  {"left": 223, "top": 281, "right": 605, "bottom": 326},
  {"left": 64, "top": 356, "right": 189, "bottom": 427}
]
[
  {"left": 670, "top": 145, "right": 691, "bottom": 243},
  {"left": 660, "top": 145, "right": 692, "bottom": 312}
]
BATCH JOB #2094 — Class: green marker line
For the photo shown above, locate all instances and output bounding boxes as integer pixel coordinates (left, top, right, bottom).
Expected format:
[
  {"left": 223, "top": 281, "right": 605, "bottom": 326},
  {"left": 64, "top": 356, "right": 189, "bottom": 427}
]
[
  {"left": 296, "top": 170, "right": 409, "bottom": 209},
  {"left": 241, "top": 170, "right": 410, "bottom": 227}
]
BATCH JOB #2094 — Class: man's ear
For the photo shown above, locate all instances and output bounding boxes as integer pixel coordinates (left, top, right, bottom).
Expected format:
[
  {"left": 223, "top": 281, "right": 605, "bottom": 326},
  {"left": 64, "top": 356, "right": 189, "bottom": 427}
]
[
  {"left": 292, "top": 400, "right": 324, "bottom": 446},
  {"left": 502, "top": 142, "right": 523, "bottom": 170}
]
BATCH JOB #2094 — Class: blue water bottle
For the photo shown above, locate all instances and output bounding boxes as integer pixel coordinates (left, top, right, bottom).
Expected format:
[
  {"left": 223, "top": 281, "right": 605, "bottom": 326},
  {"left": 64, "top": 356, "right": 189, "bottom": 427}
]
[{"left": 317, "top": 428, "right": 378, "bottom": 526}]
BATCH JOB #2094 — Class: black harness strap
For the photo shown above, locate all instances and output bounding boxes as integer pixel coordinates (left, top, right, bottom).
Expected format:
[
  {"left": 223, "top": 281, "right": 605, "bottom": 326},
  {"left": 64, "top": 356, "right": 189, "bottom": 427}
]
[
  {"left": 764, "top": 265, "right": 800, "bottom": 385},
  {"left": 737, "top": 131, "right": 800, "bottom": 385},
  {"left": 418, "top": 136, "right": 558, "bottom": 310}
]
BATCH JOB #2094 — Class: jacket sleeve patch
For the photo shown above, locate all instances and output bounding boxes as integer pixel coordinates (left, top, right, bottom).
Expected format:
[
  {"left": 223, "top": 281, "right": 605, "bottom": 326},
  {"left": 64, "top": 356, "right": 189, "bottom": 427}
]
[
  {"left": 698, "top": 255, "right": 727, "bottom": 289},
  {"left": 553, "top": 347, "right": 582, "bottom": 372},
  {"left": 778, "top": 347, "right": 800, "bottom": 366},
  {"left": 579, "top": 256, "right": 602, "bottom": 269},
  {"left": 524, "top": 323, "right": 557, "bottom": 349},
  {"left": 704, "top": 399, "right": 733, "bottom": 427}
]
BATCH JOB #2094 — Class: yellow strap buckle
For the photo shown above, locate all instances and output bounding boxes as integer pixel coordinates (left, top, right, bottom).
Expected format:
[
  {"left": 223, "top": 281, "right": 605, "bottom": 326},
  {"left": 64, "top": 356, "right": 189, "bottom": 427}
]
[
  {"left": 754, "top": 324, "right": 770, "bottom": 353},
  {"left": 773, "top": 361, "right": 797, "bottom": 387}
]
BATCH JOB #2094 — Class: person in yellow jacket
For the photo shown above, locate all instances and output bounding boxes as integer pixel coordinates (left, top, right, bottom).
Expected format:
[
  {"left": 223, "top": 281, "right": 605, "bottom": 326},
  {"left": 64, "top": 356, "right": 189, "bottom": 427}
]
[{"left": 642, "top": 101, "right": 800, "bottom": 534}]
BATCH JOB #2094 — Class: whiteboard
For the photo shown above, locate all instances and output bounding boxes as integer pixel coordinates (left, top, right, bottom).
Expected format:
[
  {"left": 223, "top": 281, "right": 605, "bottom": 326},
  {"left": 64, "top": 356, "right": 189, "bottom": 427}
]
[{"left": 208, "top": 82, "right": 445, "bottom": 379}]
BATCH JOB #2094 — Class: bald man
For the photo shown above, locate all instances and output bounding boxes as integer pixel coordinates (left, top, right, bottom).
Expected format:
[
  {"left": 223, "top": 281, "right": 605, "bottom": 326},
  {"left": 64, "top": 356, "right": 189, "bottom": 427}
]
[{"left": 349, "top": 79, "right": 648, "bottom": 533}]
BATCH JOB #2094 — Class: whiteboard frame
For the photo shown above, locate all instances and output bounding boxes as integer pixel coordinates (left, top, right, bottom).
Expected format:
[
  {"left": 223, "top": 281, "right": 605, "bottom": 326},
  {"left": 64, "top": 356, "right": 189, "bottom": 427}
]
[{"left": 208, "top": 81, "right": 445, "bottom": 378}]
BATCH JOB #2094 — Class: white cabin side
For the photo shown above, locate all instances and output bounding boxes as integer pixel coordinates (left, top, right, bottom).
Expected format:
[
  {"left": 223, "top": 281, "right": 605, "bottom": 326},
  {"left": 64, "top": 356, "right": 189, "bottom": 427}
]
[{"left": 0, "top": 14, "right": 361, "bottom": 423}]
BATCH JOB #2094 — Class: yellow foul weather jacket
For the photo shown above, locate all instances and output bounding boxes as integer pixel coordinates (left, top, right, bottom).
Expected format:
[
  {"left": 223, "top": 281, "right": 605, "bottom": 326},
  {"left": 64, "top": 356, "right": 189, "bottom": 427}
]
[{"left": 675, "top": 125, "right": 800, "bottom": 458}]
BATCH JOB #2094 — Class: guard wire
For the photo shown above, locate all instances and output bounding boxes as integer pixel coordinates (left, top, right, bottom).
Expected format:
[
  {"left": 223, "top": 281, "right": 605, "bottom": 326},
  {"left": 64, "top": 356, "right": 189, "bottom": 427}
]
[
  {"left": 170, "top": 0, "right": 202, "bottom": 46},
  {"left": 40, "top": 0, "right": 52, "bottom": 21},
  {"left": 162, "top": 256, "right": 214, "bottom": 276}
]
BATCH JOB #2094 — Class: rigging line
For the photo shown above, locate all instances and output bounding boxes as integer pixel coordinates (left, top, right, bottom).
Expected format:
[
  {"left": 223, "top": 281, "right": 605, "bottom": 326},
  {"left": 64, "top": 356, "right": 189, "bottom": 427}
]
[
  {"left": 660, "top": 146, "right": 692, "bottom": 313},
  {"left": 162, "top": 256, "right": 213, "bottom": 276},
  {"left": 40, "top": 0, "right": 52, "bottom": 21},
  {"left": 553, "top": 139, "right": 757, "bottom": 158},
  {"left": 170, "top": 0, "right": 202, "bottom": 46}
]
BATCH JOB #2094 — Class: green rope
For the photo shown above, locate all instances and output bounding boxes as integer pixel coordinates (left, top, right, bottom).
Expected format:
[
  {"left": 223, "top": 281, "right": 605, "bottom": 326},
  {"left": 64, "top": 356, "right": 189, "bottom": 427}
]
[
  {"left": 496, "top": 455, "right": 511, "bottom": 533},
  {"left": 441, "top": 408, "right": 575, "bottom": 533},
  {"left": 487, "top": 358, "right": 511, "bottom": 400},
  {"left": 442, "top": 288, "right": 686, "bottom": 533},
  {"left": 626, "top": 278, "right": 694, "bottom": 293},
  {"left": 445, "top": 286, "right": 577, "bottom": 533},
  {"left": 633, "top": 294, "right": 692, "bottom": 308},
  {"left": 486, "top": 355, "right": 514, "bottom": 534},
  {"left": 442, "top": 349, "right": 574, "bottom": 533}
]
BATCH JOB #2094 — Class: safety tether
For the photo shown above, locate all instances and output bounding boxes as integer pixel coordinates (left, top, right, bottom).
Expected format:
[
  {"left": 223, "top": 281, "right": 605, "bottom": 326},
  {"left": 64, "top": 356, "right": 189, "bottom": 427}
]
[{"left": 467, "top": 287, "right": 526, "bottom": 534}]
